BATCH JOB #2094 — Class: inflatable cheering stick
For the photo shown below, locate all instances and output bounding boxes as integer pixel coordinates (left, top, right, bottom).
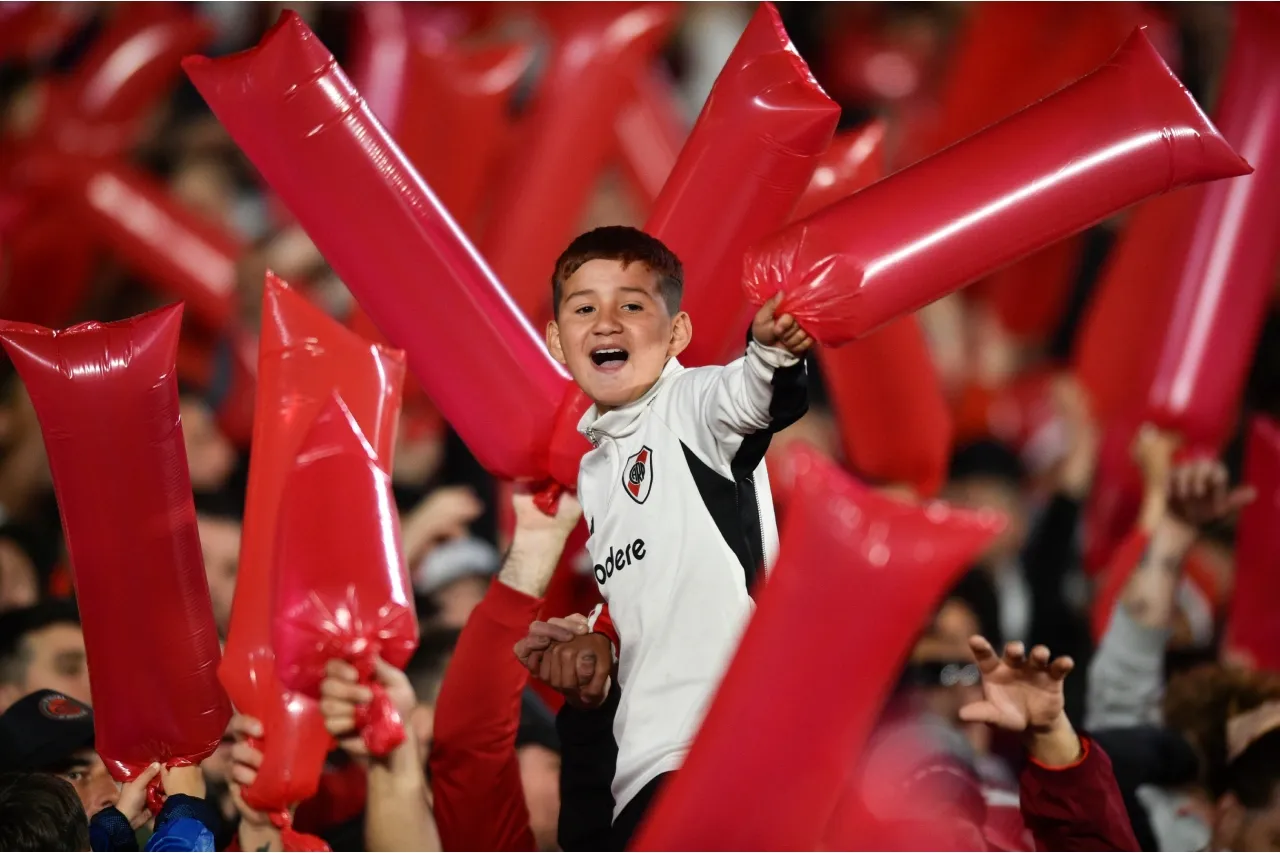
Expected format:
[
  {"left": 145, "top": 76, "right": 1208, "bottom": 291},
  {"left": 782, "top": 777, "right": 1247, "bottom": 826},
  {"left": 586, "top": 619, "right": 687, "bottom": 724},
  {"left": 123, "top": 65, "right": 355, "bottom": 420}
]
[
  {"left": 1225, "top": 418, "right": 1280, "bottom": 671},
  {"left": 225, "top": 273, "right": 404, "bottom": 811},
  {"left": 1146, "top": 5, "right": 1280, "bottom": 450},
  {"left": 634, "top": 449, "right": 1005, "bottom": 851},
  {"left": 273, "top": 395, "right": 419, "bottom": 756},
  {"left": 0, "top": 305, "right": 231, "bottom": 808},
  {"left": 649, "top": 1, "right": 839, "bottom": 367},
  {"left": 483, "top": 2, "right": 676, "bottom": 328},
  {"left": 743, "top": 28, "right": 1251, "bottom": 347},
  {"left": 184, "top": 12, "right": 572, "bottom": 486}
]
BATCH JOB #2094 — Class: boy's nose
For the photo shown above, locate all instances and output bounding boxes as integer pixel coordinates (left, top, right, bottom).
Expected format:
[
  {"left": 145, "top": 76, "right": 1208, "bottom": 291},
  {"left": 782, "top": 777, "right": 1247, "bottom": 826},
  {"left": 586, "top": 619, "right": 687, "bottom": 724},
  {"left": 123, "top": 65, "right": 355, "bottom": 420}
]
[{"left": 592, "top": 310, "right": 623, "bottom": 333}]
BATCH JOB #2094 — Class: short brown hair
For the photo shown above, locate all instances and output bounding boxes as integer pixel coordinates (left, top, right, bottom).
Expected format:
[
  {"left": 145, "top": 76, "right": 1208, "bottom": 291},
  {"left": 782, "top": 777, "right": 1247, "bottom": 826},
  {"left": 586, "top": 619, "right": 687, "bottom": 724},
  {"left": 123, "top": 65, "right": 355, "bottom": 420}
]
[{"left": 551, "top": 226, "right": 683, "bottom": 316}]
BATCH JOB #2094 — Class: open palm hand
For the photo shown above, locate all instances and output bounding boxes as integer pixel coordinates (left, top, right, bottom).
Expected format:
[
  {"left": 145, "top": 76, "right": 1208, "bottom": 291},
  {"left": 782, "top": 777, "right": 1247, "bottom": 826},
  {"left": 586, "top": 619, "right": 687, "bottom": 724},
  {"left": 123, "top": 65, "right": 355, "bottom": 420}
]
[{"left": 958, "top": 637, "right": 1073, "bottom": 734}]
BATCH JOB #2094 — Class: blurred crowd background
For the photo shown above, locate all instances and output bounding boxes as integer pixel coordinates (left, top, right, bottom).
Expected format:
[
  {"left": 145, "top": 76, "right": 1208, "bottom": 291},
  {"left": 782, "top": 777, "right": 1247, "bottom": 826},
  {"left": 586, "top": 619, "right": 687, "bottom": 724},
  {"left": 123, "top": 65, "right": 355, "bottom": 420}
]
[{"left": 2, "top": 2, "right": 1279, "bottom": 850}]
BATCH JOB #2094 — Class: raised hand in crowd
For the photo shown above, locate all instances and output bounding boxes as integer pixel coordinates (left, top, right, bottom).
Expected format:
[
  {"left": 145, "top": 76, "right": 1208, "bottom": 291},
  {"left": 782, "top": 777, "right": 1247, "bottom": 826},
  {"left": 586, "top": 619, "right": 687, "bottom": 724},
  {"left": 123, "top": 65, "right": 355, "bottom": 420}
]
[
  {"left": 960, "top": 636, "right": 1082, "bottom": 767},
  {"left": 117, "top": 762, "right": 161, "bottom": 829},
  {"left": 500, "top": 488, "right": 583, "bottom": 597},
  {"left": 401, "top": 486, "right": 485, "bottom": 566},
  {"left": 221, "top": 714, "right": 286, "bottom": 852},
  {"left": 319, "top": 657, "right": 441, "bottom": 852},
  {"left": 514, "top": 614, "right": 612, "bottom": 710},
  {"left": 1050, "top": 373, "right": 1100, "bottom": 498}
]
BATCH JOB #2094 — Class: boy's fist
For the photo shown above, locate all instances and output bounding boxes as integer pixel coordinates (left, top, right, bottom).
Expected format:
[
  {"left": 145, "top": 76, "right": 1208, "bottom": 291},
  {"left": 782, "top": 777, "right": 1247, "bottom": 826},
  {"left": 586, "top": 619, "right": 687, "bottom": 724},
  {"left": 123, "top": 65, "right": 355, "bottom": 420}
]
[{"left": 752, "top": 292, "right": 814, "bottom": 356}]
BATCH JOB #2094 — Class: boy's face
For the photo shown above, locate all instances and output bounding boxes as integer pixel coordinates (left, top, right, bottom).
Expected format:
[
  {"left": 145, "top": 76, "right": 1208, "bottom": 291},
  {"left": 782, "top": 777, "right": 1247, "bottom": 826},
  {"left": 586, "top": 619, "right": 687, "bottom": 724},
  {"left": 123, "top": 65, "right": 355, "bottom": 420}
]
[{"left": 547, "top": 259, "right": 691, "bottom": 411}]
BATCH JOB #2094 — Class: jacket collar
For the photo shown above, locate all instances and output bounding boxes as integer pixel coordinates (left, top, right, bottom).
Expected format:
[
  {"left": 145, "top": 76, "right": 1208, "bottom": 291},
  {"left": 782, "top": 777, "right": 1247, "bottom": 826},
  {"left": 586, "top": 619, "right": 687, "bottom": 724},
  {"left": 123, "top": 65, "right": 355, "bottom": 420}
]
[{"left": 577, "top": 358, "right": 684, "bottom": 443}]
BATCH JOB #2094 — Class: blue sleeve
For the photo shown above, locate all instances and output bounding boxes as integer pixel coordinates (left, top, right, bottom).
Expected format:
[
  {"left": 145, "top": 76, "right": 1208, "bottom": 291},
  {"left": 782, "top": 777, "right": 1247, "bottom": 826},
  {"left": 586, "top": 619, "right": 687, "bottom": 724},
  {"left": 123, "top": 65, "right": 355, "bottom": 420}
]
[
  {"left": 90, "top": 805, "right": 139, "bottom": 852},
  {"left": 145, "top": 794, "right": 220, "bottom": 852}
]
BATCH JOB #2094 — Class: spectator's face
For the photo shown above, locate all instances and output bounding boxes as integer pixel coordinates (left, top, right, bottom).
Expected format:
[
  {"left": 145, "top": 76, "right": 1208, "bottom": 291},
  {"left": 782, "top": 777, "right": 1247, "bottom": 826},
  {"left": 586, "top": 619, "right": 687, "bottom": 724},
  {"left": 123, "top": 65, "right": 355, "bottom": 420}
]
[
  {"left": 943, "top": 477, "right": 1027, "bottom": 563},
  {"left": 52, "top": 749, "right": 119, "bottom": 818},
  {"left": 909, "top": 600, "right": 989, "bottom": 755},
  {"left": 518, "top": 744, "right": 561, "bottom": 852},
  {"left": 197, "top": 515, "right": 241, "bottom": 636},
  {"left": 0, "top": 623, "right": 90, "bottom": 711},
  {"left": 0, "top": 538, "right": 38, "bottom": 612},
  {"left": 181, "top": 397, "right": 235, "bottom": 492},
  {"left": 1217, "top": 788, "right": 1280, "bottom": 851}
]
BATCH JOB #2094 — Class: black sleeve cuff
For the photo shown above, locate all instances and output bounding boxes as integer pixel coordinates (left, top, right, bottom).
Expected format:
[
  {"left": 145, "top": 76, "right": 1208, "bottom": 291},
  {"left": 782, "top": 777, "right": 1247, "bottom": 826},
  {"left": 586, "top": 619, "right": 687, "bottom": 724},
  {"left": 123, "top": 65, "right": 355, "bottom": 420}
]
[{"left": 89, "top": 805, "right": 139, "bottom": 852}]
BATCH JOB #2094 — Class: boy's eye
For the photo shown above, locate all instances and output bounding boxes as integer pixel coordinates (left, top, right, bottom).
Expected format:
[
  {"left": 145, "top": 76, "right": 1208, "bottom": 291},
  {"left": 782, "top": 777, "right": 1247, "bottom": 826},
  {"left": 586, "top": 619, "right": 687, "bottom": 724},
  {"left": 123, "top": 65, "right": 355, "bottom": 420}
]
[
  {"left": 574, "top": 305, "right": 594, "bottom": 315},
  {"left": 622, "top": 303, "right": 642, "bottom": 312}
]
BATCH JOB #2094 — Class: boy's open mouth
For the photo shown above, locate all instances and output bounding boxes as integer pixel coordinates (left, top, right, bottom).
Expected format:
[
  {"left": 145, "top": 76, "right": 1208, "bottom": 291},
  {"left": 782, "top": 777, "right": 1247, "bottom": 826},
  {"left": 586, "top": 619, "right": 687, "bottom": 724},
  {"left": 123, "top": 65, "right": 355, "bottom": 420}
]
[{"left": 590, "top": 347, "right": 629, "bottom": 371}]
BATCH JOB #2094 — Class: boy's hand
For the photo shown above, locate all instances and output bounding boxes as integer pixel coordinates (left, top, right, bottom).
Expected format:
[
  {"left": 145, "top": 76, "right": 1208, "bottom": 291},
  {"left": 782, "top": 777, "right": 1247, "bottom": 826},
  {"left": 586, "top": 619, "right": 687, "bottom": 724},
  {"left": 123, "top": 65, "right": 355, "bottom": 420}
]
[
  {"left": 117, "top": 762, "right": 161, "bottom": 828},
  {"left": 752, "top": 292, "right": 814, "bottom": 356}
]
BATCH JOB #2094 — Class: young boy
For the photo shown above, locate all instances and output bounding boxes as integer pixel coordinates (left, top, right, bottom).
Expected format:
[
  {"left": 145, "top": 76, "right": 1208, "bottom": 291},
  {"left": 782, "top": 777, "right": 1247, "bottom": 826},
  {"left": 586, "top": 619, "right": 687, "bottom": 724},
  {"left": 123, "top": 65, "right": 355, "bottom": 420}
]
[{"left": 530, "top": 225, "right": 812, "bottom": 837}]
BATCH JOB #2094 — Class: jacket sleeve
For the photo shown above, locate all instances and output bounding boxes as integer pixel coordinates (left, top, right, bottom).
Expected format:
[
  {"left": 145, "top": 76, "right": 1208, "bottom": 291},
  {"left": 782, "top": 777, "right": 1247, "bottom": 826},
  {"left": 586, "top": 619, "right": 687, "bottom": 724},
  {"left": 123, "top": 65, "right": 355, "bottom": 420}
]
[
  {"left": 89, "top": 805, "right": 139, "bottom": 852},
  {"left": 429, "top": 579, "right": 542, "bottom": 852},
  {"left": 145, "top": 794, "right": 219, "bottom": 852},
  {"left": 1085, "top": 531, "right": 1169, "bottom": 731},
  {"left": 1019, "top": 736, "right": 1141, "bottom": 852},
  {"left": 587, "top": 602, "right": 620, "bottom": 659},
  {"left": 661, "top": 340, "right": 808, "bottom": 472}
]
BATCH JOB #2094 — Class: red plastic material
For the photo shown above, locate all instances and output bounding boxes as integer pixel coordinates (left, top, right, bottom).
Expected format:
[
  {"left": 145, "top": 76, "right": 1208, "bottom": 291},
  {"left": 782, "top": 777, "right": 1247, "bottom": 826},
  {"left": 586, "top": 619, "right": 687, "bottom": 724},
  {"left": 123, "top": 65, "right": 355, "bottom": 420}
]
[
  {"left": 984, "top": 234, "right": 1083, "bottom": 341},
  {"left": 633, "top": 450, "right": 1005, "bottom": 851},
  {"left": 55, "top": 158, "right": 240, "bottom": 330},
  {"left": 743, "top": 28, "right": 1251, "bottom": 348},
  {"left": 224, "top": 273, "right": 405, "bottom": 810},
  {"left": 1082, "top": 416, "right": 1146, "bottom": 576},
  {"left": 649, "top": 2, "right": 840, "bottom": 367},
  {"left": 0, "top": 208, "right": 96, "bottom": 327},
  {"left": 34, "top": 3, "right": 213, "bottom": 158},
  {"left": 482, "top": 3, "right": 677, "bottom": 328},
  {"left": 397, "top": 40, "right": 534, "bottom": 236},
  {"left": 0, "top": 3, "right": 84, "bottom": 63},
  {"left": 615, "top": 63, "right": 688, "bottom": 211},
  {"left": 273, "top": 395, "right": 418, "bottom": 757},
  {"left": 791, "top": 122, "right": 886, "bottom": 221},
  {"left": 184, "top": 12, "right": 575, "bottom": 486},
  {"left": 1225, "top": 418, "right": 1280, "bottom": 671},
  {"left": 0, "top": 305, "right": 231, "bottom": 797},
  {"left": 1145, "top": 5, "right": 1280, "bottom": 450},
  {"left": 1074, "top": 190, "right": 1200, "bottom": 425}
]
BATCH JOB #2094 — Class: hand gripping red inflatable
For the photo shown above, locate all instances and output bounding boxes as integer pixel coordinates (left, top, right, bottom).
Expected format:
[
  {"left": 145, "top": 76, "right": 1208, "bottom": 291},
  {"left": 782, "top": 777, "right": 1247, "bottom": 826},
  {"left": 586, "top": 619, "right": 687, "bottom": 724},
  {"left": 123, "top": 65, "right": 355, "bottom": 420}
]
[
  {"left": 224, "top": 273, "right": 404, "bottom": 813},
  {"left": 273, "top": 394, "right": 418, "bottom": 756},
  {"left": 184, "top": 13, "right": 574, "bottom": 487},
  {"left": 1146, "top": 5, "right": 1280, "bottom": 450},
  {"left": 0, "top": 305, "right": 231, "bottom": 810},
  {"left": 649, "top": 1, "right": 840, "bottom": 368},
  {"left": 483, "top": 3, "right": 677, "bottom": 328},
  {"left": 743, "top": 28, "right": 1252, "bottom": 348},
  {"left": 633, "top": 448, "right": 1005, "bottom": 851},
  {"left": 1225, "top": 418, "right": 1280, "bottom": 670}
]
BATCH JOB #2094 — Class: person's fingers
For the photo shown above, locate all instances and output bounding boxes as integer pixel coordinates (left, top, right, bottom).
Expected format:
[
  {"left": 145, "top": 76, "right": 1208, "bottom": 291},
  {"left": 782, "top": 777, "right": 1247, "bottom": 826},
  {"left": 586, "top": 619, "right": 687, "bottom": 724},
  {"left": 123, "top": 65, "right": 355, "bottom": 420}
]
[
  {"left": 1003, "top": 641, "right": 1027, "bottom": 668},
  {"left": 1049, "top": 655, "right": 1075, "bottom": 680},
  {"left": 229, "top": 714, "right": 264, "bottom": 740},
  {"left": 527, "top": 649, "right": 544, "bottom": 674},
  {"left": 968, "top": 635, "right": 1000, "bottom": 673},
  {"left": 537, "top": 644, "right": 556, "bottom": 684},
  {"left": 576, "top": 650, "right": 598, "bottom": 686},
  {"left": 547, "top": 616, "right": 589, "bottom": 636},
  {"left": 1028, "top": 645, "right": 1052, "bottom": 670},
  {"left": 135, "top": 762, "right": 161, "bottom": 786},
  {"left": 229, "top": 741, "right": 264, "bottom": 770},
  {"left": 764, "top": 291, "right": 785, "bottom": 311},
  {"left": 792, "top": 335, "right": 814, "bottom": 355},
  {"left": 319, "top": 695, "right": 355, "bottom": 719},
  {"left": 372, "top": 656, "right": 410, "bottom": 693},
  {"left": 1227, "top": 485, "right": 1258, "bottom": 513},
  {"left": 323, "top": 714, "right": 358, "bottom": 739},
  {"left": 324, "top": 658, "right": 361, "bottom": 683},
  {"left": 552, "top": 644, "right": 581, "bottom": 691},
  {"left": 320, "top": 676, "right": 373, "bottom": 705},
  {"left": 529, "top": 620, "right": 578, "bottom": 643},
  {"left": 957, "top": 700, "right": 1002, "bottom": 726},
  {"left": 581, "top": 659, "right": 610, "bottom": 706},
  {"left": 231, "top": 762, "right": 258, "bottom": 787}
]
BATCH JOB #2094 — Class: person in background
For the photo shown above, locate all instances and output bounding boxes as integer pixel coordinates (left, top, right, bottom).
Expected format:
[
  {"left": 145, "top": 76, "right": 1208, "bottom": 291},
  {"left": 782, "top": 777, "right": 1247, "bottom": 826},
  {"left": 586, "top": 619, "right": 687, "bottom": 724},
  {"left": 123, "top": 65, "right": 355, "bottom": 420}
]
[
  {"left": 180, "top": 394, "right": 237, "bottom": 495},
  {"left": 0, "top": 771, "right": 91, "bottom": 852},
  {"left": 0, "top": 602, "right": 89, "bottom": 711},
  {"left": 192, "top": 492, "right": 242, "bottom": 638},
  {"left": 1213, "top": 728, "right": 1280, "bottom": 851},
  {"left": 0, "top": 523, "right": 42, "bottom": 612},
  {"left": 413, "top": 536, "right": 500, "bottom": 630}
]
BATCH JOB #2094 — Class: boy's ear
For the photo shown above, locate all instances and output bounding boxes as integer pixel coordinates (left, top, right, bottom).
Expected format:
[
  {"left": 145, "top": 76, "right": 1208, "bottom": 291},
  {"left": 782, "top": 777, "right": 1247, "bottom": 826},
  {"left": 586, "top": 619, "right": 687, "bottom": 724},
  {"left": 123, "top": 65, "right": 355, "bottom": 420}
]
[
  {"left": 667, "top": 311, "right": 692, "bottom": 359},
  {"left": 546, "top": 320, "right": 567, "bottom": 365}
]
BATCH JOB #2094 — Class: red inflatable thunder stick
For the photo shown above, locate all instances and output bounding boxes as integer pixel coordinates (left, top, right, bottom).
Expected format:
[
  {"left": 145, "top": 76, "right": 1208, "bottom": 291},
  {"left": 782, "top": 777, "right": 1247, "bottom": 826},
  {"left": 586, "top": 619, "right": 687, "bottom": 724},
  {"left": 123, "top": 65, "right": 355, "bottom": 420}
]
[
  {"left": 743, "top": 28, "right": 1252, "bottom": 348},
  {"left": 633, "top": 446, "right": 1005, "bottom": 851},
  {"left": 1225, "top": 418, "right": 1280, "bottom": 672},
  {"left": 483, "top": 3, "right": 677, "bottom": 328},
  {"left": 649, "top": 1, "right": 840, "bottom": 368},
  {"left": 184, "top": 13, "right": 578, "bottom": 490},
  {"left": 796, "top": 122, "right": 953, "bottom": 497},
  {"left": 224, "top": 273, "right": 405, "bottom": 815},
  {"left": 0, "top": 305, "right": 231, "bottom": 809},
  {"left": 273, "top": 395, "right": 419, "bottom": 756},
  {"left": 1146, "top": 5, "right": 1280, "bottom": 451}
]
